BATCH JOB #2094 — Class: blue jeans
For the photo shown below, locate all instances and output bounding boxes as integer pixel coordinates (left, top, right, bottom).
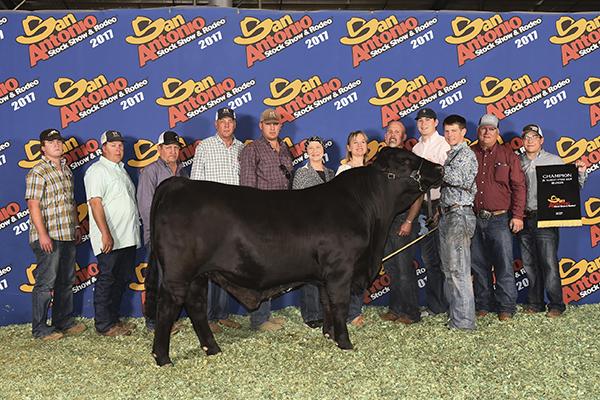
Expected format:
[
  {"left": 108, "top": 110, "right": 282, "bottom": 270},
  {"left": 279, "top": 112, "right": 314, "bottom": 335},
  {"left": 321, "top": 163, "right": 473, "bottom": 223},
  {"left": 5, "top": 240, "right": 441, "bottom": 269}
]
[
  {"left": 250, "top": 300, "right": 272, "bottom": 329},
  {"left": 518, "top": 214, "right": 565, "bottom": 312},
  {"left": 207, "top": 281, "right": 231, "bottom": 321},
  {"left": 30, "top": 240, "right": 77, "bottom": 338},
  {"left": 300, "top": 284, "right": 363, "bottom": 323},
  {"left": 439, "top": 208, "right": 477, "bottom": 330},
  {"left": 383, "top": 212, "right": 420, "bottom": 321},
  {"left": 420, "top": 204, "right": 448, "bottom": 314},
  {"left": 471, "top": 213, "right": 517, "bottom": 314},
  {"left": 95, "top": 246, "right": 136, "bottom": 333}
]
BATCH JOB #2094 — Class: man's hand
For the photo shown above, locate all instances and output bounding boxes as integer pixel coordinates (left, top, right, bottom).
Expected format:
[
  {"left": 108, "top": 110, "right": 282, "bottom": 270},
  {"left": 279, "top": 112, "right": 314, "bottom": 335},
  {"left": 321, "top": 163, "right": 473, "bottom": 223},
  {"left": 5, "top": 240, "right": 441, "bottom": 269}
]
[
  {"left": 510, "top": 218, "right": 523, "bottom": 234},
  {"left": 39, "top": 232, "right": 53, "bottom": 253},
  {"left": 101, "top": 232, "right": 114, "bottom": 253},
  {"left": 75, "top": 226, "right": 82, "bottom": 245},
  {"left": 397, "top": 221, "right": 412, "bottom": 236},
  {"left": 575, "top": 160, "right": 586, "bottom": 173}
]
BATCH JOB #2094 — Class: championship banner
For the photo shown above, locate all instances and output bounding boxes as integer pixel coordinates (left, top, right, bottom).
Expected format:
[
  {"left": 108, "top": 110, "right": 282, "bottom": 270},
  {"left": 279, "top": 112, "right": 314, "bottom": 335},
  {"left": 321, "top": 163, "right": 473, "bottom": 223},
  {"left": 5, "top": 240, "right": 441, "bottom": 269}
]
[
  {"left": 537, "top": 164, "right": 582, "bottom": 227},
  {"left": 0, "top": 7, "right": 598, "bottom": 326}
]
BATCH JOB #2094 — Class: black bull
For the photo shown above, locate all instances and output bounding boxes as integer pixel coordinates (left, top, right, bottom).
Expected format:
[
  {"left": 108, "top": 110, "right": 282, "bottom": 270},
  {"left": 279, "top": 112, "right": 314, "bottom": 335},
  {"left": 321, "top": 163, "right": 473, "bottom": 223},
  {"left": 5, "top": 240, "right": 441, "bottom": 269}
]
[{"left": 146, "top": 147, "right": 443, "bottom": 366}]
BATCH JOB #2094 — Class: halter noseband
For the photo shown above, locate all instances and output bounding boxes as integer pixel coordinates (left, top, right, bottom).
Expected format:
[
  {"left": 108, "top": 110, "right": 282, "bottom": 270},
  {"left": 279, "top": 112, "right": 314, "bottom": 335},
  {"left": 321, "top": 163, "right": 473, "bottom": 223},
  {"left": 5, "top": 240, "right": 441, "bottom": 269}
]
[{"left": 384, "top": 159, "right": 425, "bottom": 191}]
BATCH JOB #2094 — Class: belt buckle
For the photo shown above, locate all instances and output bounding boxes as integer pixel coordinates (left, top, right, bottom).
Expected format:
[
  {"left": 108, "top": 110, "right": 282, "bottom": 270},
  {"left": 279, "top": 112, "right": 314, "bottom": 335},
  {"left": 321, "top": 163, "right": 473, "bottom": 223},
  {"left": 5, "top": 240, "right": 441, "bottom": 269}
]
[{"left": 478, "top": 210, "right": 492, "bottom": 219}]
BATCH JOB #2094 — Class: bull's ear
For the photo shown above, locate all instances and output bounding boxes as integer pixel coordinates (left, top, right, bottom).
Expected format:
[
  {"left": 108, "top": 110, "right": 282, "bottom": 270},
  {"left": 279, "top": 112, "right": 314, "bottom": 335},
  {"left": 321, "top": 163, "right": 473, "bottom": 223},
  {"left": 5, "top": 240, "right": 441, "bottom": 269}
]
[{"left": 371, "top": 146, "right": 391, "bottom": 171}]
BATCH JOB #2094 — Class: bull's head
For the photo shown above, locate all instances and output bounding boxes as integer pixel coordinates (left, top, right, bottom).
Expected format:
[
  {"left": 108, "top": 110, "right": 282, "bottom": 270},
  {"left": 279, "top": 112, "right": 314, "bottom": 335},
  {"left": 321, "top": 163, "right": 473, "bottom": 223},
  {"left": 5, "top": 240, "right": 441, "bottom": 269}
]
[{"left": 372, "top": 147, "right": 444, "bottom": 194}]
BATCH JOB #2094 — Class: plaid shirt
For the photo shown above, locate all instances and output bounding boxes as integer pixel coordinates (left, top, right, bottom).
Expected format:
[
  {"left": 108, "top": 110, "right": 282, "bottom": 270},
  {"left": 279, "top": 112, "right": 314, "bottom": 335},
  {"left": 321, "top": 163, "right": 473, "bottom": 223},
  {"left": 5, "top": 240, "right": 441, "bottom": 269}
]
[
  {"left": 190, "top": 134, "right": 244, "bottom": 185},
  {"left": 25, "top": 156, "right": 76, "bottom": 243},
  {"left": 239, "top": 136, "right": 292, "bottom": 190}
]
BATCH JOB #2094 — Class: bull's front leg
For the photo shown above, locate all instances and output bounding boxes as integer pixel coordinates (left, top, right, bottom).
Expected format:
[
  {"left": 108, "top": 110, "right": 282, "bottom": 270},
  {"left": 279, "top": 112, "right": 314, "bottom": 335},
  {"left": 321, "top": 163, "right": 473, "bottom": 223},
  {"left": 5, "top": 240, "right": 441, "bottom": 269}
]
[
  {"left": 318, "top": 285, "right": 334, "bottom": 340},
  {"left": 185, "top": 276, "right": 221, "bottom": 356},
  {"left": 325, "top": 281, "right": 353, "bottom": 350},
  {"left": 152, "top": 284, "right": 182, "bottom": 366}
]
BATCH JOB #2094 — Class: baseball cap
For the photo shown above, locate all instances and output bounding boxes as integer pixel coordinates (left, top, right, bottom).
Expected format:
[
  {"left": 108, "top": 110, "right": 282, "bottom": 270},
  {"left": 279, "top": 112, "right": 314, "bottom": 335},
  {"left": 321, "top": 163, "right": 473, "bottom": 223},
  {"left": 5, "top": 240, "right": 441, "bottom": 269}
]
[
  {"left": 216, "top": 107, "right": 236, "bottom": 121},
  {"left": 522, "top": 124, "right": 543, "bottom": 138},
  {"left": 415, "top": 108, "right": 437, "bottom": 120},
  {"left": 478, "top": 114, "right": 499, "bottom": 129},
  {"left": 157, "top": 130, "right": 182, "bottom": 146},
  {"left": 260, "top": 108, "right": 281, "bottom": 123},
  {"left": 304, "top": 136, "right": 325, "bottom": 152},
  {"left": 100, "top": 130, "right": 125, "bottom": 145},
  {"left": 39, "top": 128, "right": 64, "bottom": 142}
]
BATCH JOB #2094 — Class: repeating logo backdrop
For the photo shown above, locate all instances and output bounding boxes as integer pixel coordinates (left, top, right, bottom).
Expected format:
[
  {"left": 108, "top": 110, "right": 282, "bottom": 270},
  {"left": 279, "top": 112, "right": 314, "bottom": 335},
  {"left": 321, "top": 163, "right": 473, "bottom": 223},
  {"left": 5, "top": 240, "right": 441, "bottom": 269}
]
[{"left": 0, "top": 7, "right": 598, "bottom": 326}]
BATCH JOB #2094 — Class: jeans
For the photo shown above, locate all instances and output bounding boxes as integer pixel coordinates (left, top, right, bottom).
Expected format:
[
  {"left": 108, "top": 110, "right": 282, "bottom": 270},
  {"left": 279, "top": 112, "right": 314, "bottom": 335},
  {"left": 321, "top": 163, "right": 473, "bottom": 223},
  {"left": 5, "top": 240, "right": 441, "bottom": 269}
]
[
  {"left": 518, "top": 214, "right": 565, "bottom": 312},
  {"left": 439, "top": 208, "right": 477, "bottom": 330},
  {"left": 383, "top": 212, "right": 420, "bottom": 321},
  {"left": 300, "top": 285, "right": 363, "bottom": 323},
  {"left": 207, "top": 281, "right": 231, "bottom": 321},
  {"left": 471, "top": 213, "right": 517, "bottom": 314},
  {"left": 30, "top": 240, "right": 77, "bottom": 338},
  {"left": 95, "top": 246, "right": 136, "bottom": 333},
  {"left": 250, "top": 300, "right": 272, "bottom": 329},
  {"left": 420, "top": 204, "right": 448, "bottom": 314}
]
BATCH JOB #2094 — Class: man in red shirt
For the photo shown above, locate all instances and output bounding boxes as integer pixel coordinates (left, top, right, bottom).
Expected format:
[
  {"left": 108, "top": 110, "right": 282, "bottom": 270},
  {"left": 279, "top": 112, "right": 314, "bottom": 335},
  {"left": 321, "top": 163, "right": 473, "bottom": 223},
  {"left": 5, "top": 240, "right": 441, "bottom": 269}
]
[{"left": 471, "top": 114, "right": 526, "bottom": 321}]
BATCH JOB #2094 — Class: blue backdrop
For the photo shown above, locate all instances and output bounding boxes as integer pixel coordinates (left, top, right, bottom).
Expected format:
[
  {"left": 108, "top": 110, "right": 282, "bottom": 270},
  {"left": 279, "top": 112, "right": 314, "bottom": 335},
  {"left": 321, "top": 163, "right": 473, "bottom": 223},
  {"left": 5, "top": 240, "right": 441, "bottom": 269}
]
[{"left": 0, "top": 7, "right": 598, "bottom": 326}]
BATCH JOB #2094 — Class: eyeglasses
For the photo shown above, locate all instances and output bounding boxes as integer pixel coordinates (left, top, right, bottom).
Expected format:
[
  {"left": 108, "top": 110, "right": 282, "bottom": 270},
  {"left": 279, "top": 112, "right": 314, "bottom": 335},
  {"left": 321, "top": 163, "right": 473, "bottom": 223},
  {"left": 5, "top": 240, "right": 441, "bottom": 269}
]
[
  {"left": 523, "top": 134, "right": 541, "bottom": 141},
  {"left": 279, "top": 164, "right": 291, "bottom": 180}
]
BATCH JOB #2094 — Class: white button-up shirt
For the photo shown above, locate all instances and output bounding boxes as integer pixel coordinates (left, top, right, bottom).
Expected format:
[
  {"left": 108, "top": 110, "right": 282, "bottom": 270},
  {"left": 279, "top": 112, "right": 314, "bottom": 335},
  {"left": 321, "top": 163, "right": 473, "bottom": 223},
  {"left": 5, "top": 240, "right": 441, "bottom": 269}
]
[
  {"left": 84, "top": 155, "right": 141, "bottom": 256},
  {"left": 412, "top": 131, "right": 450, "bottom": 200}
]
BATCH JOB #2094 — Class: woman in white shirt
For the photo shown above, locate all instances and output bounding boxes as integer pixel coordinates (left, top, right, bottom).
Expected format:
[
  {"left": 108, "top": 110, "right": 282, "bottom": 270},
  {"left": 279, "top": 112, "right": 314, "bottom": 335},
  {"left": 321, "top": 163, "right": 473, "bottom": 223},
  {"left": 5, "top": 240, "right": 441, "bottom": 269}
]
[{"left": 335, "top": 130, "right": 370, "bottom": 327}]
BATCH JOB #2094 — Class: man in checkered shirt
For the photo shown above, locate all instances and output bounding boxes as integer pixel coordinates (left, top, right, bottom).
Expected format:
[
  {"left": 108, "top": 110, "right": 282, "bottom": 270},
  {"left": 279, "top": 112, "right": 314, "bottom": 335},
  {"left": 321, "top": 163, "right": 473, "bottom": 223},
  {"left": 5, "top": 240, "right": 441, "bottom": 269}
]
[
  {"left": 190, "top": 107, "right": 244, "bottom": 332},
  {"left": 25, "top": 128, "right": 86, "bottom": 341},
  {"left": 239, "top": 108, "right": 293, "bottom": 332}
]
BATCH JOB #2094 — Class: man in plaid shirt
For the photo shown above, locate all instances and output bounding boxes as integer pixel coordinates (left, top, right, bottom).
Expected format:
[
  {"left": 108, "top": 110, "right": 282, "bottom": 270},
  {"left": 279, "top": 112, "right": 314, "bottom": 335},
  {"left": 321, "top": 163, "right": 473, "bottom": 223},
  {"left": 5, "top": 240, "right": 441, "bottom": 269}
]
[
  {"left": 239, "top": 108, "right": 293, "bottom": 332},
  {"left": 25, "top": 128, "right": 86, "bottom": 341},
  {"left": 190, "top": 107, "right": 244, "bottom": 332}
]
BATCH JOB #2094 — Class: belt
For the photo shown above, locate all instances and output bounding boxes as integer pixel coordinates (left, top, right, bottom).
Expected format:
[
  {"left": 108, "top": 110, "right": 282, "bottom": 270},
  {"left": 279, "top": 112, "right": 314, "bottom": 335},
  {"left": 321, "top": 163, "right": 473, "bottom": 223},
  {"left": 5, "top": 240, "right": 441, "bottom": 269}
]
[
  {"left": 442, "top": 204, "right": 472, "bottom": 214},
  {"left": 477, "top": 209, "right": 508, "bottom": 219}
]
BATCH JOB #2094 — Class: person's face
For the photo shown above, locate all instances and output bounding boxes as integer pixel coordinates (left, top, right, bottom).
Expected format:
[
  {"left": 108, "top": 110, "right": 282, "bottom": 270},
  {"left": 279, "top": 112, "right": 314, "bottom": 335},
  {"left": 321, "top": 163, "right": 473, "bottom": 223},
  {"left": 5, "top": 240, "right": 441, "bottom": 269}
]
[
  {"left": 477, "top": 125, "right": 500, "bottom": 149},
  {"left": 306, "top": 141, "right": 324, "bottom": 164},
  {"left": 384, "top": 122, "right": 405, "bottom": 148},
  {"left": 102, "top": 141, "right": 124, "bottom": 163},
  {"left": 444, "top": 123, "right": 467, "bottom": 147},
  {"left": 523, "top": 132, "right": 544, "bottom": 154},
  {"left": 158, "top": 143, "right": 180, "bottom": 164},
  {"left": 417, "top": 117, "right": 438, "bottom": 137},
  {"left": 348, "top": 133, "right": 367, "bottom": 157},
  {"left": 215, "top": 117, "right": 236, "bottom": 140},
  {"left": 260, "top": 120, "right": 281, "bottom": 141},
  {"left": 41, "top": 139, "right": 63, "bottom": 158}
]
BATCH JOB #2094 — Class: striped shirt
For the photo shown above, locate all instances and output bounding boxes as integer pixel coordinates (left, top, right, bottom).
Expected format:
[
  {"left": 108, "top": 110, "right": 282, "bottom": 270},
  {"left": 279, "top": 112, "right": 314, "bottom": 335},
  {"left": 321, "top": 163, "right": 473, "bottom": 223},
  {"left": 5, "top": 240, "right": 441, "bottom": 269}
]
[
  {"left": 239, "top": 136, "right": 293, "bottom": 190},
  {"left": 25, "top": 156, "right": 76, "bottom": 243},
  {"left": 190, "top": 134, "right": 244, "bottom": 185}
]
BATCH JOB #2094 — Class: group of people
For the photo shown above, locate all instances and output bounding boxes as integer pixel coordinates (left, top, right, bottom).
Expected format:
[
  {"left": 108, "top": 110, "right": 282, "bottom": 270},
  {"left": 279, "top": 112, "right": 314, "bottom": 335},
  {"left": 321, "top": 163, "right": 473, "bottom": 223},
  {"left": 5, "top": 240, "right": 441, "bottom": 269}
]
[
  {"left": 25, "top": 105, "right": 587, "bottom": 341},
  {"left": 377, "top": 110, "right": 587, "bottom": 331}
]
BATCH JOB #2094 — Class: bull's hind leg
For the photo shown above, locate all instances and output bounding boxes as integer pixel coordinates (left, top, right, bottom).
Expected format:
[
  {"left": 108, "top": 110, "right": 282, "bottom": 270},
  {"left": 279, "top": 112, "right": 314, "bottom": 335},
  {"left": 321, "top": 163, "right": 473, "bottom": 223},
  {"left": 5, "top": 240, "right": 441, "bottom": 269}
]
[
  {"left": 152, "top": 284, "right": 183, "bottom": 366},
  {"left": 324, "top": 280, "right": 353, "bottom": 350},
  {"left": 318, "top": 286, "right": 334, "bottom": 340},
  {"left": 185, "top": 276, "right": 221, "bottom": 356}
]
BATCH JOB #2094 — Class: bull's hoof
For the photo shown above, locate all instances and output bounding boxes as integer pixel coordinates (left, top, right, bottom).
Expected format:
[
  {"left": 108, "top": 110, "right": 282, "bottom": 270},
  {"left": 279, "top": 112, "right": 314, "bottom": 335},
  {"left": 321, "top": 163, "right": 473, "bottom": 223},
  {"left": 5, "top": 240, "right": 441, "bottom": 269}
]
[
  {"left": 153, "top": 353, "right": 173, "bottom": 367},
  {"left": 202, "top": 344, "right": 222, "bottom": 356},
  {"left": 336, "top": 340, "right": 354, "bottom": 350}
]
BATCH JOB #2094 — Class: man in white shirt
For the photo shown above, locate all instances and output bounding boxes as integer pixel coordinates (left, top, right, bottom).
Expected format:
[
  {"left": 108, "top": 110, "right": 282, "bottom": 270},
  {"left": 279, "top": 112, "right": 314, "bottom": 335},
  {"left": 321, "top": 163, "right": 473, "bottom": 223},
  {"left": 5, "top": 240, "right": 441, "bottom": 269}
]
[
  {"left": 412, "top": 108, "right": 451, "bottom": 316},
  {"left": 84, "top": 130, "right": 141, "bottom": 337}
]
